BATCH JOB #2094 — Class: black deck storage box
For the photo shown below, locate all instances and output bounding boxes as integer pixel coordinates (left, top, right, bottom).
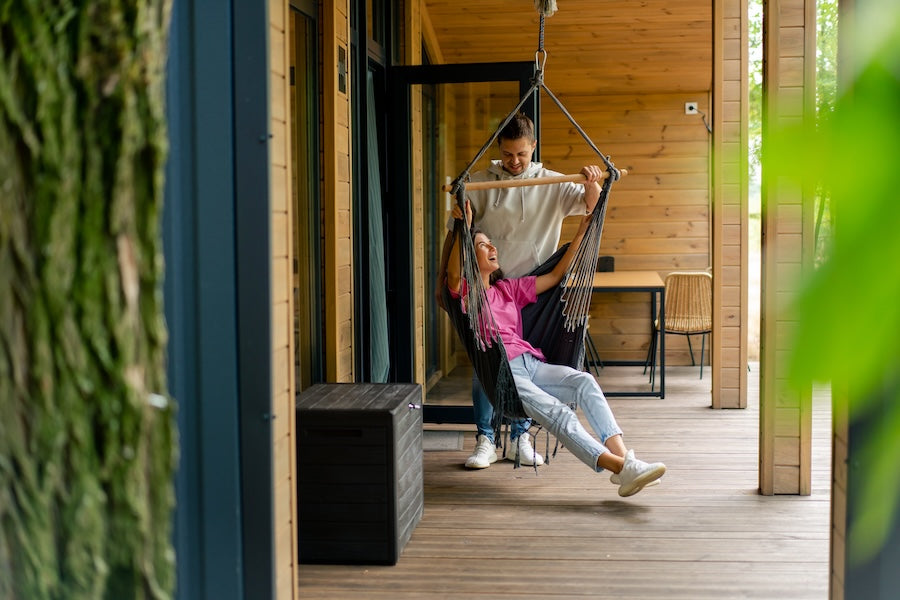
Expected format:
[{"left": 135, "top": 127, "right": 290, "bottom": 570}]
[{"left": 296, "top": 383, "right": 423, "bottom": 564}]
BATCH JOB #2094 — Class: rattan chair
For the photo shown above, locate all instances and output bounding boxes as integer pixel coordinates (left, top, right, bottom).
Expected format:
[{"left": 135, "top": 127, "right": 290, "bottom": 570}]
[{"left": 644, "top": 271, "right": 712, "bottom": 388}]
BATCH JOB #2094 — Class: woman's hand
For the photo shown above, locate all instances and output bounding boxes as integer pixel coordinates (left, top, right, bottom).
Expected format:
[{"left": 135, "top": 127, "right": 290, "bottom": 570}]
[
  {"left": 451, "top": 199, "right": 473, "bottom": 227},
  {"left": 535, "top": 213, "right": 592, "bottom": 295},
  {"left": 577, "top": 212, "right": 592, "bottom": 234},
  {"left": 445, "top": 199, "right": 472, "bottom": 295}
]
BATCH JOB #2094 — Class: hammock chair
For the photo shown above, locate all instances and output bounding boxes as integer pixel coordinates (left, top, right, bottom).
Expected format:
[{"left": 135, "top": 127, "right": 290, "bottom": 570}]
[{"left": 442, "top": 0, "right": 625, "bottom": 450}]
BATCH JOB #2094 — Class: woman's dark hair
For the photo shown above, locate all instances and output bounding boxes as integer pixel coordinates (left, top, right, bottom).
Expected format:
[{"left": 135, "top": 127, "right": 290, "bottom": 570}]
[
  {"left": 471, "top": 228, "right": 505, "bottom": 284},
  {"left": 498, "top": 112, "right": 535, "bottom": 143}
]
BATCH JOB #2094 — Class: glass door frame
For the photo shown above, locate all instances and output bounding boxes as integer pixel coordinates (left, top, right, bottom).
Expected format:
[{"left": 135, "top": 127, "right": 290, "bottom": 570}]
[
  {"left": 386, "top": 61, "right": 538, "bottom": 423},
  {"left": 289, "top": 0, "right": 323, "bottom": 393}
]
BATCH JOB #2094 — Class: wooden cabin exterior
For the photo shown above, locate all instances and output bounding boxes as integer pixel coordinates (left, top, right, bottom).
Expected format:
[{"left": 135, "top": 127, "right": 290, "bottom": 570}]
[{"left": 161, "top": 0, "right": 897, "bottom": 598}]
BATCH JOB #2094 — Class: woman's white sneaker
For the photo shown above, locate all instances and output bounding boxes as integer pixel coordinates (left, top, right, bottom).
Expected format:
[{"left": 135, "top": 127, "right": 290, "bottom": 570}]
[
  {"left": 465, "top": 434, "right": 498, "bottom": 469},
  {"left": 616, "top": 449, "right": 666, "bottom": 497}
]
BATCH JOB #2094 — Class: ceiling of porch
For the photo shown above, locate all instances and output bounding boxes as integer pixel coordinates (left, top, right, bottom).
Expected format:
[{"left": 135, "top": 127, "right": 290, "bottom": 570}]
[{"left": 423, "top": 0, "right": 713, "bottom": 96}]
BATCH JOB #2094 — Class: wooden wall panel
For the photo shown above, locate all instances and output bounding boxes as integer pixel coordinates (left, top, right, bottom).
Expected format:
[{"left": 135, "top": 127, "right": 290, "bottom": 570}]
[
  {"left": 405, "top": 0, "right": 425, "bottom": 388},
  {"left": 269, "top": 1, "right": 298, "bottom": 598},
  {"left": 710, "top": 0, "right": 750, "bottom": 409},
  {"left": 759, "top": 0, "right": 815, "bottom": 495},
  {"left": 324, "top": 0, "right": 354, "bottom": 382}
]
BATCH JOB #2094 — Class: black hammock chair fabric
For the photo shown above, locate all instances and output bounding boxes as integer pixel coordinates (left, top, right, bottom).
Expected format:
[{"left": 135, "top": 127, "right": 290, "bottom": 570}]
[{"left": 441, "top": 240, "right": 586, "bottom": 435}]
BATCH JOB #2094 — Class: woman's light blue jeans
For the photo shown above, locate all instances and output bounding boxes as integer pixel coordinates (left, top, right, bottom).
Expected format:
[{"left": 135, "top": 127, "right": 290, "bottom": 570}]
[
  {"left": 508, "top": 352, "right": 623, "bottom": 472},
  {"left": 472, "top": 375, "right": 530, "bottom": 442}
]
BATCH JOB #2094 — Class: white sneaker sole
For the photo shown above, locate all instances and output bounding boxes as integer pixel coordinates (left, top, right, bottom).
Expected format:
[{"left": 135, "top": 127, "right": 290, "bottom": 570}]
[
  {"left": 610, "top": 473, "right": 661, "bottom": 487},
  {"left": 465, "top": 453, "right": 498, "bottom": 469},
  {"left": 504, "top": 452, "right": 544, "bottom": 466},
  {"left": 618, "top": 464, "right": 666, "bottom": 497}
]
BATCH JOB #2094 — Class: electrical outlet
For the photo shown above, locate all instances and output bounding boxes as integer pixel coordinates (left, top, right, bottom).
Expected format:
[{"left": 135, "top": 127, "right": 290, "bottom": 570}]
[{"left": 685, "top": 102, "right": 699, "bottom": 115}]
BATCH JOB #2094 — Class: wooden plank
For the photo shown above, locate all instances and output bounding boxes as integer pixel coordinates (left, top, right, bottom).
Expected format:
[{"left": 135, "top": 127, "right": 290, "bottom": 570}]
[
  {"left": 322, "top": 0, "right": 349, "bottom": 382},
  {"left": 609, "top": 254, "right": 711, "bottom": 272},
  {"left": 271, "top": 3, "right": 296, "bottom": 597},
  {"left": 594, "top": 220, "right": 710, "bottom": 239},
  {"left": 271, "top": 341, "right": 290, "bottom": 395},
  {"left": 597, "top": 240, "right": 707, "bottom": 260},
  {"left": 541, "top": 141, "right": 711, "bottom": 160},
  {"left": 271, "top": 212, "right": 289, "bottom": 257}
]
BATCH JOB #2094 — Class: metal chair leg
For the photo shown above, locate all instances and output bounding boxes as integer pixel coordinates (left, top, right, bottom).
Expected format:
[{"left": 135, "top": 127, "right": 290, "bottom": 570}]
[
  {"left": 699, "top": 333, "right": 706, "bottom": 379},
  {"left": 588, "top": 334, "right": 604, "bottom": 370},
  {"left": 645, "top": 328, "right": 658, "bottom": 391},
  {"left": 584, "top": 333, "right": 603, "bottom": 377},
  {"left": 686, "top": 335, "right": 696, "bottom": 366},
  {"left": 643, "top": 327, "right": 657, "bottom": 375}
]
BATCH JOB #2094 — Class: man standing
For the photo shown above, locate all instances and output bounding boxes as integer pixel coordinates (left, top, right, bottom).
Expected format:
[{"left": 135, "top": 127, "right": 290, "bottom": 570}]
[{"left": 439, "top": 112, "right": 603, "bottom": 469}]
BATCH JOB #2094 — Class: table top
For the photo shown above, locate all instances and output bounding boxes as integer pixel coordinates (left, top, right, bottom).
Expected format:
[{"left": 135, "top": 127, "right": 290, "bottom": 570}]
[{"left": 592, "top": 271, "right": 664, "bottom": 291}]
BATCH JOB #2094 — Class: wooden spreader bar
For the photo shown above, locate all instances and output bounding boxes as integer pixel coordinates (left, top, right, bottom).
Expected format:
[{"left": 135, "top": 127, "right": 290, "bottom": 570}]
[{"left": 440, "top": 169, "right": 627, "bottom": 193}]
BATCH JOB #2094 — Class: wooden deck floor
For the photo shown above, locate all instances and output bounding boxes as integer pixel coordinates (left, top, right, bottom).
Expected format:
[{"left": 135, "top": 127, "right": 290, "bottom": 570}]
[{"left": 298, "top": 363, "right": 831, "bottom": 599}]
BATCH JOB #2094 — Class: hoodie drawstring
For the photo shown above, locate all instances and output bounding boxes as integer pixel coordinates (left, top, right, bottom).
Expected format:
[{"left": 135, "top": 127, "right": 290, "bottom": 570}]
[{"left": 520, "top": 187, "right": 526, "bottom": 222}]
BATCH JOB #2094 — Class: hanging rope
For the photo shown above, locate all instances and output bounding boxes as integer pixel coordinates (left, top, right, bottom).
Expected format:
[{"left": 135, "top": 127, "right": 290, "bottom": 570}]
[
  {"left": 534, "top": 0, "right": 558, "bottom": 19},
  {"left": 443, "top": 0, "right": 622, "bottom": 415},
  {"left": 447, "top": 57, "right": 621, "bottom": 331}
]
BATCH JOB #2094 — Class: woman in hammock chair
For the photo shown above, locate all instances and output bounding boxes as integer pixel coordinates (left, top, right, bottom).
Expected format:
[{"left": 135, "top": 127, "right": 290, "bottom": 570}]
[
  {"left": 446, "top": 200, "right": 666, "bottom": 497},
  {"left": 439, "top": 112, "right": 606, "bottom": 469}
]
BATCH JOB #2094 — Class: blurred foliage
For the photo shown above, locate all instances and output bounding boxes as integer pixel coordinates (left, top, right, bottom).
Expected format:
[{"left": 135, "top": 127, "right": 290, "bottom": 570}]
[
  {"left": 813, "top": 0, "right": 838, "bottom": 266},
  {"left": 748, "top": 1, "right": 762, "bottom": 185},
  {"left": 782, "top": 1, "right": 900, "bottom": 565},
  {"left": 750, "top": 0, "right": 837, "bottom": 261}
]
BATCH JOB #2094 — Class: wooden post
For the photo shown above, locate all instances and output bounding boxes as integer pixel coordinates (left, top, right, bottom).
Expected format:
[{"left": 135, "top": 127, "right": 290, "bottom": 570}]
[{"left": 759, "top": 0, "right": 816, "bottom": 496}]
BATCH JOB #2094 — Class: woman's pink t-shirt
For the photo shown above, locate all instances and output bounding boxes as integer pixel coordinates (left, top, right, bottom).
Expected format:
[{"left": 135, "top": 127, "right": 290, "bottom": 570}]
[{"left": 451, "top": 276, "right": 545, "bottom": 362}]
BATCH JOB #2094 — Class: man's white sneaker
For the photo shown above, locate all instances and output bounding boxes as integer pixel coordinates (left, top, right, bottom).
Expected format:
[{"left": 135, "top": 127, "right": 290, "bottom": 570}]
[
  {"left": 616, "top": 449, "right": 666, "bottom": 497},
  {"left": 465, "top": 434, "right": 498, "bottom": 469},
  {"left": 503, "top": 432, "right": 544, "bottom": 466}
]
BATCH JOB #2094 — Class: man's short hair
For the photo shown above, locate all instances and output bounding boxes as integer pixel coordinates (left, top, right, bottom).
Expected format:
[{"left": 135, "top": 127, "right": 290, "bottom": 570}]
[{"left": 498, "top": 112, "right": 535, "bottom": 143}]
